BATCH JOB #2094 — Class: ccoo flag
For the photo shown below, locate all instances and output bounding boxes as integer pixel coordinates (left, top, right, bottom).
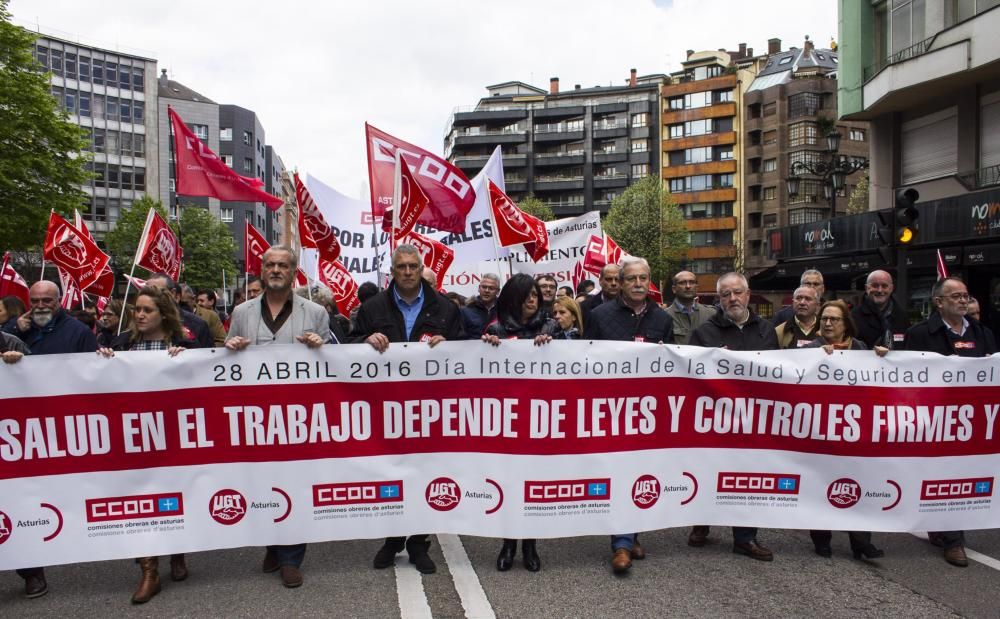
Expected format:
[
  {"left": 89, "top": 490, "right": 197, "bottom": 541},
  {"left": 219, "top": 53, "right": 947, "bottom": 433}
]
[{"left": 487, "top": 180, "right": 549, "bottom": 262}]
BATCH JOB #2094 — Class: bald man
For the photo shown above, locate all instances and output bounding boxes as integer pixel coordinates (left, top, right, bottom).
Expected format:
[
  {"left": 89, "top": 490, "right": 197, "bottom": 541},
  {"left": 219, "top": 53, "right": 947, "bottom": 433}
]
[{"left": 852, "top": 270, "right": 910, "bottom": 349}]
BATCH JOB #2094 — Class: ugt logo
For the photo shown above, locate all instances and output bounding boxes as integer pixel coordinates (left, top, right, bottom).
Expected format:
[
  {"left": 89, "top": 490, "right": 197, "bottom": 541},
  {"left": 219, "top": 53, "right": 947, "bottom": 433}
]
[
  {"left": 827, "top": 478, "right": 861, "bottom": 509},
  {"left": 209, "top": 489, "right": 247, "bottom": 525},
  {"left": 632, "top": 475, "right": 660, "bottom": 509},
  {"left": 425, "top": 477, "right": 460, "bottom": 512}
]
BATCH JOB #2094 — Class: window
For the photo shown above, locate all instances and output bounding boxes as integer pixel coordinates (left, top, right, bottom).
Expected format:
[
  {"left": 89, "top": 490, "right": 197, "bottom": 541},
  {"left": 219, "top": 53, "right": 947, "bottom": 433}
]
[
  {"left": 682, "top": 202, "right": 734, "bottom": 218},
  {"left": 788, "top": 208, "right": 827, "bottom": 225},
  {"left": 92, "top": 59, "right": 104, "bottom": 85},
  {"left": 790, "top": 179, "right": 823, "bottom": 204},
  {"left": 669, "top": 178, "right": 685, "bottom": 193},
  {"left": 120, "top": 167, "right": 133, "bottom": 190},
  {"left": 788, "top": 150, "right": 824, "bottom": 168},
  {"left": 78, "top": 93, "right": 90, "bottom": 117},
  {"left": 788, "top": 122, "right": 818, "bottom": 147},
  {"left": 35, "top": 45, "right": 49, "bottom": 70},
  {"left": 120, "top": 100, "right": 131, "bottom": 122},
  {"left": 763, "top": 186, "right": 777, "bottom": 200},
  {"left": 716, "top": 173, "right": 734, "bottom": 188},
  {"left": 789, "top": 92, "right": 822, "bottom": 118},
  {"left": 119, "top": 65, "right": 131, "bottom": 90},
  {"left": 222, "top": 154, "right": 233, "bottom": 167},
  {"left": 778, "top": 55, "right": 794, "bottom": 65},
  {"left": 221, "top": 207, "right": 234, "bottom": 222},
  {"left": 64, "top": 93, "right": 76, "bottom": 114},
  {"left": 243, "top": 158, "right": 253, "bottom": 173},
  {"left": 763, "top": 102, "right": 776, "bottom": 117},
  {"left": 105, "top": 62, "right": 117, "bottom": 85},
  {"left": 763, "top": 130, "right": 777, "bottom": 145},
  {"left": 684, "top": 91, "right": 712, "bottom": 109},
  {"left": 631, "top": 164, "right": 649, "bottom": 178},
  {"left": 105, "top": 96, "right": 119, "bottom": 121},
  {"left": 717, "top": 146, "right": 734, "bottom": 160},
  {"left": 982, "top": 90, "right": 1000, "bottom": 169},
  {"left": 714, "top": 90, "right": 733, "bottom": 104},
  {"left": 192, "top": 124, "right": 209, "bottom": 140},
  {"left": 132, "top": 67, "right": 144, "bottom": 92},
  {"left": 50, "top": 49, "right": 63, "bottom": 76},
  {"left": 631, "top": 113, "right": 648, "bottom": 128},
  {"left": 763, "top": 214, "right": 778, "bottom": 228},
  {"left": 133, "top": 134, "right": 145, "bottom": 157},
  {"left": 902, "top": 106, "right": 958, "bottom": 183},
  {"left": 763, "top": 158, "right": 777, "bottom": 172},
  {"left": 669, "top": 124, "right": 683, "bottom": 138},
  {"left": 64, "top": 53, "right": 77, "bottom": 80},
  {"left": 685, "top": 119, "right": 711, "bottom": 136},
  {"left": 889, "top": 0, "right": 926, "bottom": 57},
  {"left": 685, "top": 147, "right": 711, "bottom": 164},
  {"left": 849, "top": 128, "right": 866, "bottom": 141},
  {"left": 169, "top": 178, "right": 176, "bottom": 192},
  {"left": 689, "top": 230, "right": 734, "bottom": 246},
  {"left": 631, "top": 139, "right": 648, "bottom": 153},
  {"left": 243, "top": 131, "right": 252, "bottom": 145},
  {"left": 668, "top": 97, "right": 684, "bottom": 110},
  {"left": 220, "top": 128, "right": 233, "bottom": 141},
  {"left": 134, "top": 170, "right": 146, "bottom": 191},
  {"left": 133, "top": 101, "right": 144, "bottom": 123}
]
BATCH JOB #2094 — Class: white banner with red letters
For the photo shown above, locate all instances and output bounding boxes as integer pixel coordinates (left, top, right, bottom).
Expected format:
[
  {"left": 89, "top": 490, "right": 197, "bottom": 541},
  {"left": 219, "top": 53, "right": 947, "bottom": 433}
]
[{"left": 1, "top": 343, "right": 999, "bottom": 569}]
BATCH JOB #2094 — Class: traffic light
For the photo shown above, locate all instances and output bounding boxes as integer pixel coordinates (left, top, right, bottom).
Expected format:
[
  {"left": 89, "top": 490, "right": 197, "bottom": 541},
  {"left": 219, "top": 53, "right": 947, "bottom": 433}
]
[{"left": 895, "top": 188, "right": 919, "bottom": 244}]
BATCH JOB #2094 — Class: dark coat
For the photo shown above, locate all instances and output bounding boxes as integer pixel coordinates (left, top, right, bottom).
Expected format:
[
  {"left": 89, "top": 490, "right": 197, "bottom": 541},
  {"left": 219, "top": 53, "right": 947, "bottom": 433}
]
[
  {"left": 350, "top": 280, "right": 465, "bottom": 343},
  {"left": 852, "top": 295, "right": 910, "bottom": 349},
  {"left": 484, "top": 312, "right": 557, "bottom": 339},
  {"left": 2, "top": 310, "right": 97, "bottom": 355},
  {"left": 461, "top": 297, "right": 497, "bottom": 339},
  {"left": 180, "top": 308, "right": 213, "bottom": 349},
  {"left": 580, "top": 292, "right": 616, "bottom": 324},
  {"left": 583, "top": 297, "right": 674, "bottom": 343},
  {"left": 689, "top": 307, "right": 778, "bottom": 351},
  {"left": 0, "top": 332, "right": 30, "bottom": 354},
  {"left": 904, "top": 313, "right": 997, "bottom": 358}
]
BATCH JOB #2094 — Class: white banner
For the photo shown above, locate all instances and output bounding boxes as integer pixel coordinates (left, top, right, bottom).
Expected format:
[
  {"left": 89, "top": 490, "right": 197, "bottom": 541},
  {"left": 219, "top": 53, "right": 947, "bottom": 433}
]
[{"left": 1, "top": 343, "right": 998, "bottom": 569}]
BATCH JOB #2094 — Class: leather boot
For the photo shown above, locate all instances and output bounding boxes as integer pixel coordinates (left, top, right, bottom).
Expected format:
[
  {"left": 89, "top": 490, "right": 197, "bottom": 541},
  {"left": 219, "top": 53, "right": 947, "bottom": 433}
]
[
  {"left": 169, "top": 554, "right": 188, "bottom": 581},
  {"left": 132, "top": 557, "right": 161, "bottom": 604},
  {"left": 521, "top": 539, "right": 540, "bottom": 572},
  {"left": 496, "top": 539, "right": 516, "bottom": 571}
]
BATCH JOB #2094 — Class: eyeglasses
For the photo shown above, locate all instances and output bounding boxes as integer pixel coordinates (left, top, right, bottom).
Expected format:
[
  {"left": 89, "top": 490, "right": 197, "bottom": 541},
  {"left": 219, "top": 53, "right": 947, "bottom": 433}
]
[
  {"left": 937, "top": 293, "right": 970, "bottom": 302},
  {"left": 820, "top": 316, "right": 843, "bottom": 323}
]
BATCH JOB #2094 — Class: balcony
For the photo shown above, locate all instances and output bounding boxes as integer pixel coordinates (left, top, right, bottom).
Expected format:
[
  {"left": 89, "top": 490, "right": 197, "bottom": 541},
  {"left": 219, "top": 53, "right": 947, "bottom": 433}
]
[
  {"left": 533, "top": 105, "right": 586, "bottom": 120},
  {"left": 504, "top": 178, "right": 528, "bottom": 192},
  {"left": 744, "top": 227, "right": 765, "bottom": 241},
  {"left": 502, "top": 153, "right": 528, "bottom": 168},
  {"left": 534, "top": 176, "right": 585, "bottom": 191},
  {"left": 661, "top": 131, "right": 737, "bottom": 151},
  {"left": 594, "top": 102, "right": 628, "bottom": 114},
  {"left": 687, "top": 245, "right": 737, "bottom": 259},
  {"left": 686, "top": 216, "right": 737, "bottom": 232},
  {"left": 593, "top": 174, "right": 628, "bottom": 189},
  {"left": 534, "top": 128, "right": 585, "bottom": 143},
  {"left": 452, "top": 154, "right": 491, "bottom": 170},
  {"left": 957, "top": 164, "right": 1000, "bottom": 191},
  {"left": 453, "top": 130, "right": 527, "bottom": 147},
  {"left": 593, "top": 151, "right": 628, "bottom": 164},
  {"left": 592, "top": 121, "right": 628, "bottom": 139},
  {"left": 671, "top": 187, "right": 737, "bottom": 204},
  {"left": 662, "top": 74, "right": 737, "bottom": 97},
  {"left": 744, "top": 200, "right": 763, "bottom": 214},
  {"left": 534, "top": 151, "right": 585, "bottom": 167},
  {"left": 661, "top": 102, "right": 736, "bottom": 125},
  {"left": 662, "top": 160, "right": 736, "bottom": 178},
  {"left": 451, "top": 107, "right": 529, "bottom": 125}
]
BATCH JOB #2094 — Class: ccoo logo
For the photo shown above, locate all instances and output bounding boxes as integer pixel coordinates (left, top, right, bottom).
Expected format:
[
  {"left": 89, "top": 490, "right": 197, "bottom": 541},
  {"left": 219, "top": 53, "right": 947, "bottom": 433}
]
[
  {"left": 827, "top": 478, "right": 861, "bottom": 509},
  {"left": 632, "top": 475, "right": 660, "bottom": 509},
  {"left": 425, "top": 477, "right": 460, "bottom": 512},
  {"left": 0, "top": 511, "right": 11, "bottom": 545},
  {"left": 209, "top": 489, "right": 247, "bottom": 525}
]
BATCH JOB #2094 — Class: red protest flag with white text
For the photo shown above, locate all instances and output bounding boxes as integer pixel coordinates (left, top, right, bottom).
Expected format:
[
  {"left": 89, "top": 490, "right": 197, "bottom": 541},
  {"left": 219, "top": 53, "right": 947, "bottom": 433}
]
[
  {"left": 169, "top": 107, "right": 283, "bottom": 210},
  {"left": 244, "top": 221, "right": 270, "bottom": 278},
  {"left": 42, "top": 212, "right": 110, "bottom": 290},
  {"left": 295, "top": 174, "right": 341, "bottom": 262},
  {"left": 74, "top": 211, "right": 115, "bottom": 298},
  {"left": 0, "top": 253, "right": 30, "bottom": 308},
  {"left": 57, "top": 266, "right": 84, "bottom": 310},
  {"left": 487, "top": 179, "right": 549, "bottom": 262},
  {"left": 295, "top": 268, "right": 309, "bottom": 288},
  {"left": 600, "top": 232, "right": 662, "bottom": 303},
  {"left": 398, "top": 230, "right": 455, "bottom": 285},
  {"left": 365, "top": 124, "right": 474, "bottom": 234},
  {"left": 317, "top": 258, "right": 360, "bottom": 316},
  {"left": 135, "top": 208, "right": 183, "bottom": 281},
  {"left": 393, "top": 157, "right": 430, "bottom": 239}
]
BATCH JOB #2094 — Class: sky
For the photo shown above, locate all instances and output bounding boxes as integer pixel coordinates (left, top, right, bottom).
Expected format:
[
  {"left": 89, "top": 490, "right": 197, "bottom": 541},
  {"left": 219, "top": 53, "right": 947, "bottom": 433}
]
[{"left": 11, "top": 0, "right": 838, "bottom": 198}]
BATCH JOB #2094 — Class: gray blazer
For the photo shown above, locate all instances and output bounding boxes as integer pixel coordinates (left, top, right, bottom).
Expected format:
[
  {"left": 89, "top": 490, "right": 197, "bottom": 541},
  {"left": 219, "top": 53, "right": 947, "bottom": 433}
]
[{"left": 226, "top": 294, "right": 332, "bottom": 345}]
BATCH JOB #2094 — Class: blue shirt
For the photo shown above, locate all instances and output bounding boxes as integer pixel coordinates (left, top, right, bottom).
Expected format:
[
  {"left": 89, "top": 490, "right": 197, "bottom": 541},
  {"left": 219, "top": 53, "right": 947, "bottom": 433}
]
[{"left": 393, "top": 285, "right": 425, "bottom": 340}]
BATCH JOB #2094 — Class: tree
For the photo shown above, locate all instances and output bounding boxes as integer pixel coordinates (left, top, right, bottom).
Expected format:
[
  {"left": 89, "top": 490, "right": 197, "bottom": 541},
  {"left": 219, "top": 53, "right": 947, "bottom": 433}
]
[
  {"left": 176, "top": 203, "right": 238, "bottom": 289},
  {"left": 846, "top": 172, "right": 870, "bottom": 215},
  {"left": 0, "top": 1, "right": 90, "bottom": 252},
  {"left": 516, "top": 194, "right": 555, "bottom": 222},
  {"left": 603, "top": 175, "right": 689, "bottom": 287},
  {"left": 104, "top": 196, "right": 169, "bottom": 274}
]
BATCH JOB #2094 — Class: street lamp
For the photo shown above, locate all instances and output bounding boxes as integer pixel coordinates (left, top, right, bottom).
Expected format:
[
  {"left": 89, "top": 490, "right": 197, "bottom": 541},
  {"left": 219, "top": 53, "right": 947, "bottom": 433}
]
[{"left": 785, "top": 130, "right": 868, "bottom": 213}]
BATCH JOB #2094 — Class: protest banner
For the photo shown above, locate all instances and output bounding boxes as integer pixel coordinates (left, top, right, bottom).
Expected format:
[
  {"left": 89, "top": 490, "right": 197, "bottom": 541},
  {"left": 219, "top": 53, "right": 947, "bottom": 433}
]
[{"left": 1, "top": 343, "right": 998, "bottom": 569}]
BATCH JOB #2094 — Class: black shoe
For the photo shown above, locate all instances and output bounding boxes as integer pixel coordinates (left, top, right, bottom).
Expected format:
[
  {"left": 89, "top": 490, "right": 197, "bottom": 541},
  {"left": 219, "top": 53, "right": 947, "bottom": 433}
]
[
  {"left": 521, "top": 539, "right": 540, "bottom": 572},
  {"left": 496, "top": 539, "right": 516, "bottom": 571},
  {"left": 814, "top": 544, "right": 832, "bottom": 558},
  {"left": 24, "top": 573, "right": 48, "bottom": 599},
  {"left": 407, "top": 541, "right": 436, "bottom": 575},
  {"left": 373, "top": 541, "right": 403, "bottom": 569},
  {"left": 852, "top": 543, "right": 884, "bottom": 560}
]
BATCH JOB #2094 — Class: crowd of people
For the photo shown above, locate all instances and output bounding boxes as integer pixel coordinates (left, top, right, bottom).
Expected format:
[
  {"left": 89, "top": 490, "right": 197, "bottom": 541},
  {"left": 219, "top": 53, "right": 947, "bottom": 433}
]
[{"left": 2, "top": 245, "right": 996, "bottom": 601}]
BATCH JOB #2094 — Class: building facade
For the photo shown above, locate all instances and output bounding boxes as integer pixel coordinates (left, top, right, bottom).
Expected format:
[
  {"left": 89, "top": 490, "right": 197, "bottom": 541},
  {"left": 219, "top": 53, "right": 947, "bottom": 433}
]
[
  {"left": 445, "top": 70, "right": 663, "bottom": 217},
  {"left": 743, "top": 38, "right": 869, "bottom": 276},
  {"left": 31, "top": 33, "right": 159, "bottom": 241},
  {"left": 661, "top": 47, "right": 762, "bottom": 293},
  {"left": 264, "top": 145, "right": 294, "bottom": 247},
  {"left": 838, "top": 0, "right": 1000, "bottom": 326}
]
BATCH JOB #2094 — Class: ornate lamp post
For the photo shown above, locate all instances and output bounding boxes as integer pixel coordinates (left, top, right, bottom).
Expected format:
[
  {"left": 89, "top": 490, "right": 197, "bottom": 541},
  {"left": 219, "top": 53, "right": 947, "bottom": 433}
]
[{"left": 785, "top": 131, "right": 868, "bottom": 213}]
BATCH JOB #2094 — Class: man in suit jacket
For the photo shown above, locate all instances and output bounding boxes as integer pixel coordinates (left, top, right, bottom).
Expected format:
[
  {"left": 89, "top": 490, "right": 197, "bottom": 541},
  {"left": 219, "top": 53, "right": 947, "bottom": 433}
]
[{"left": 225, "top": 247, "right": 331, "bottom": 589}]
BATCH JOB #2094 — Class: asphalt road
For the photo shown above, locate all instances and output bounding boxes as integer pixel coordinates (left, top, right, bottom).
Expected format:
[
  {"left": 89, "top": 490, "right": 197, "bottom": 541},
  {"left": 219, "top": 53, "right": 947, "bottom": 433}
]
[{"left": 4, "top": 528, "right": 999, "bottom": 617}]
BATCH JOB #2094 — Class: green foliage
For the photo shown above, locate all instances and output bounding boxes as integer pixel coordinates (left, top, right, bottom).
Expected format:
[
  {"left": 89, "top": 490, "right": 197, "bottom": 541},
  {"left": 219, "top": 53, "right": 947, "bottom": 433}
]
[
  {"left": 516, "top": 194, "right": 555, "bottom": 222},
  {"left": 0, "top": 2, "right": 91, "bottom": 251},
  {"left": 846, "top": 172, "right": 870, "bottom": 215},
  {"left": 105, "top": 197, "right": 237, "bottom": 288},
  {"left": 603, "top": 175, "right": 690, "bottom": 287},
  {"left": 176, "top": 203, "right": 238, "bottom": 289}
]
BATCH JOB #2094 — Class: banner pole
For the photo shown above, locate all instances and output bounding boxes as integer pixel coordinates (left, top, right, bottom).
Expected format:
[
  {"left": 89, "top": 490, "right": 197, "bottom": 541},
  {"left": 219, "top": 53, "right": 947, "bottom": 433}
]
[
  {"left": 221, "top": 269, "right": 228, "bottom": 315},
  {"left": 391, "top": 150, "right": 402, "bottom": 257},
  {"left": 485, "top": 186, "right": 510, "bottom": 284}
]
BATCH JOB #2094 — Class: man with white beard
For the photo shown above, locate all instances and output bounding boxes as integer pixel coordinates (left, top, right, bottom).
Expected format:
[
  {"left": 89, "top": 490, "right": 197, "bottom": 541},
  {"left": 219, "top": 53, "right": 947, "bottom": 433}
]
[{"left": 1, "top": 280, "right": 97, "bottom": 599}]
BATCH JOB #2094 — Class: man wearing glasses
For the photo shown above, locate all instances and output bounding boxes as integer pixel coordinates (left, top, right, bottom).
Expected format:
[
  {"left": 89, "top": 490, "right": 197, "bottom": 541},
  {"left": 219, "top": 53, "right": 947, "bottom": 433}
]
[{"left": 903, "top": 277, "right": 997, "bottom": 567}]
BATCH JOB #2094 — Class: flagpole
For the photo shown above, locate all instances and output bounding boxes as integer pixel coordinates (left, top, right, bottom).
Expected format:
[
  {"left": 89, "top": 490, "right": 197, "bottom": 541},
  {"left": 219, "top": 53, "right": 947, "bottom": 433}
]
[
  {"left": 391, "top": 150, "right": 402, "bottom": 256},
  {"left": 0, "top": 253, "right": 9, "bottom": 298},
  {"left": 221, "top": 269, "right": 228, "bottom": 315},
  {"left": 118, "top": 208, "right": 156, "bottom": 336},
  {"left": 484, "top": 187, "right": 512, "bottom": 283}
]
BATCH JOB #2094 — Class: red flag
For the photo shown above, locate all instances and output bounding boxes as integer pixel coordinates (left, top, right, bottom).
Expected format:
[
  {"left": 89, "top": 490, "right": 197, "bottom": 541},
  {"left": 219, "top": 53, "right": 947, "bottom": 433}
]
[
  {"left": 295, "top": 268, "right": 309, "bottom": 288},
  {"left": 398, "top": 230, "right": 455, "bottom": 285},
  {"left": 43, "top": 212, "right": 110, "bottom": 290},
  {"left": 74, "top": 211, "right": 115, "bottom": 298},
  {"left": 601, "top": 233, "right": 662, "bottom": 303},
  {"left": 365, "top": 124, "right": 474, "bottom": 233},
  {"left": 57, "top": 267, "right": 84, "bottom": 310},
  {"left": 393, "top": 157, "right": 430, "bottom": 239},
  {"left": 936, "top": 249, "right": 949, "bottom": 280},
  {"left": 582, "top": 234, "right": 608, "bottom": 275},
  {"left": 125, "top": 275, "right": 148, "bottom": 289},
  {"left": 487, "top": 180, "right": 549, "bottom": 262},
  {"left": 295, "top": 174, "right": 341, "bottom": 262},
  {"left": 169, "top": 107, "right": 283, "bottom": 210},
  {"left": 244, "top": 221, "right": 270, "bottom": 278},
  {"left": 317, "top": 258, "right": 360, "bottom": 316},
  {"left": 135, "top": 208, "right": 183, "bottom": 281},
  {"left": 0, "top": 253, "right": 30, "bottom": 309}
]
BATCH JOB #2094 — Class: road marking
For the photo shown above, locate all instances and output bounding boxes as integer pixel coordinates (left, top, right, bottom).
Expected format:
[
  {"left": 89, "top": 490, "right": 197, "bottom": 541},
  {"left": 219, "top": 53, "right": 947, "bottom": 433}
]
[
  {"left": 910, "top": 533, "right": 1000, "bottom": 571},
  {"left": 437, "top": 534, "right": 496, "bottom": 619},
  {"left": 396, "top": 548, "right": 433, "bottom": 619}
]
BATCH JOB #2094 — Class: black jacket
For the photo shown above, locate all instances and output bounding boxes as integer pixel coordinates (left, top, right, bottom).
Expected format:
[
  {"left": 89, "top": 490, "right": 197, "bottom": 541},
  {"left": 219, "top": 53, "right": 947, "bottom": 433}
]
[
  {"left": 690, "top": 307, "right": 778, "bottom": 351},
  {"left": 2, "top": 310, "right": 97, "bottom": 355},
  {"left": 484, "top": 312, "right": 557, "bottom": 339},
  {"left": 180, "top": 307, "right": 213, "bottom": 349},
  {"left": 461, "top": 296, "right": 496, "bottom": 339},
  {"left": 852, "top": 295, "right": 910, "bottom": 349},
  {"left": 580, "top": 292, "right": 616, "bottom": 324},
  {"left": 904, "top": 313, "right": 997, "bottom": 358},
  {"left": 350, "top": 280, "right": 465, "bottom": 343},
  {"left": 584, "top": 297, "right": 673, "bottom": 343}
]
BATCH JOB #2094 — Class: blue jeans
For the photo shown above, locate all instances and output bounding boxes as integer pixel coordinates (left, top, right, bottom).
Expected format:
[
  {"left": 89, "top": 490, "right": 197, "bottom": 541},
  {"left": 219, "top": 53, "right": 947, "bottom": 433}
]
[
  {"left": 932, "top": 530, "right": 965, "bottom": 549},
  {"left": 268, "top": 544, "right": 306, "bottom": 568},
  {"left": 611, "top": 533, "right": 636, "bottom": 551},
  {"left": 732, "top": 527, "right": 757, "bottom": 544}
]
